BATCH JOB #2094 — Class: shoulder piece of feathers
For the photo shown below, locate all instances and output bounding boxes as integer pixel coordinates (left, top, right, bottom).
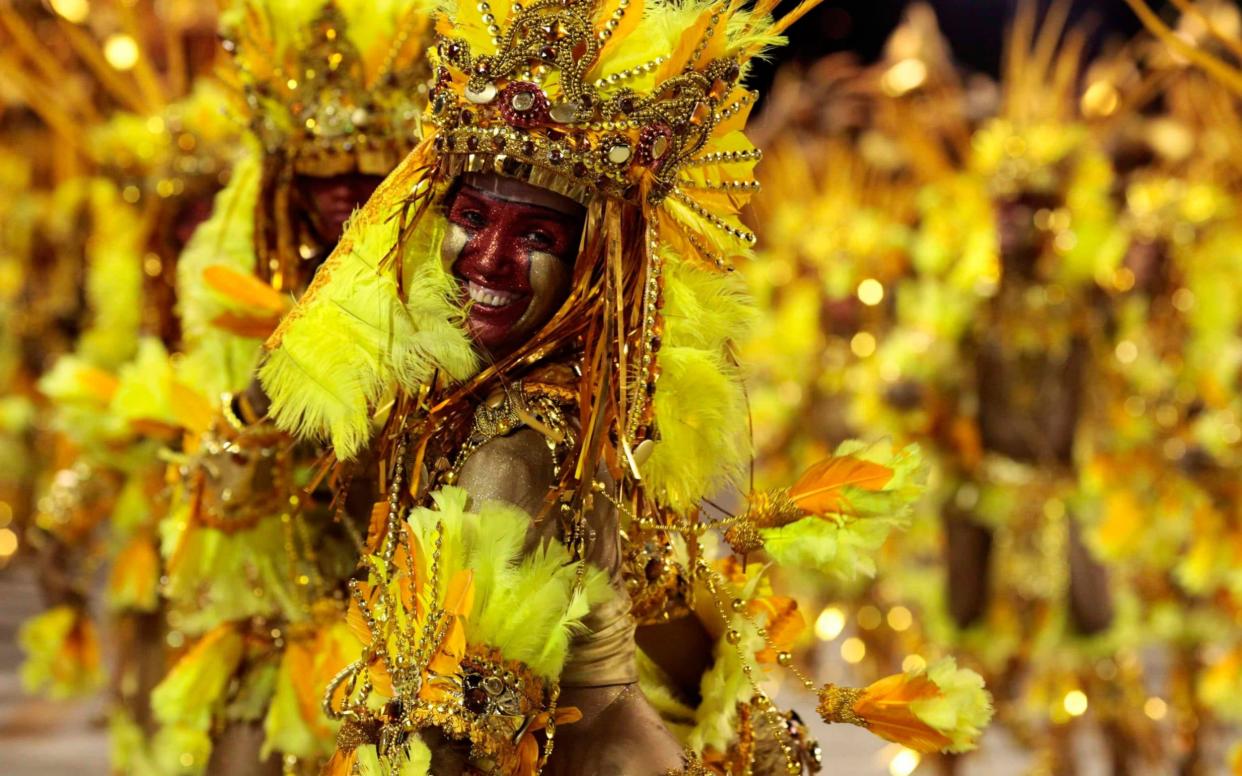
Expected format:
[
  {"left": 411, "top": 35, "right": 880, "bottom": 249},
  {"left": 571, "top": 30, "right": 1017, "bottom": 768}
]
[
  {"left": 353, "top": 486, "right": 611, "bottom": 682},
  {"left": 759, "top": 441, "right": 926, "bottom": 579},
  {"left": 260, "top": 142, "right": 479, "bottom": 459}
]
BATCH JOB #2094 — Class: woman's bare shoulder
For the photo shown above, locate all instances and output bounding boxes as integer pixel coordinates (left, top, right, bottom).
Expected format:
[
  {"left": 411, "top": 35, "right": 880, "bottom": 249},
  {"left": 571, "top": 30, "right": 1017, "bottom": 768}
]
[{"left": 456, "top": 428, "right": 556, "bottom": 516}]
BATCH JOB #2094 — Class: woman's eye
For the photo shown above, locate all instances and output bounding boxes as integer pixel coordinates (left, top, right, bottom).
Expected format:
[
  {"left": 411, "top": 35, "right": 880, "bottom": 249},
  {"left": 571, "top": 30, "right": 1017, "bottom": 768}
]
[
  {"left": 457, "top": 209, "right": 485, "bottom": 227},
  {"left": 524, "top": 230, "right": 553, "bottom": 248}
]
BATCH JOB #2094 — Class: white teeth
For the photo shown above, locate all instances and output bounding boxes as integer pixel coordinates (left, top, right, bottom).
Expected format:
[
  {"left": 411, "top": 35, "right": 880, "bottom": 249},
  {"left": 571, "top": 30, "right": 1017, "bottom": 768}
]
[{"left": 466, "top": 280, "right": 519, "bottom": 307}]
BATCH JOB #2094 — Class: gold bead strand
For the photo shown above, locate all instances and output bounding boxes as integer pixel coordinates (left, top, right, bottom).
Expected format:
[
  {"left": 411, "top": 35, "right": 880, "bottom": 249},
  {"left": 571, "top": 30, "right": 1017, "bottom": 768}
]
[
  {"left": 596, "top": 0, "right": 630, "bottom": 43},
  {"left": 591, "top": 56, "right": 665, "bottom": 90},
  {"left": 381, "top": 430, "right": 411, "bottom": 567},
  {"left": 699, "top": 562, "right": 806, "bottom": 775},
  {"left": 687, "top": 13, "right": 722, "bottom": 70},
  {"left": 686, "top": 148, "right": 763, "bottom": 167},
  {"left": 478, "top": 1, "right": 503, "bottom": 48},
  {"left": 625, "top": 226, "right": 663, "bottom": 438},
  {"left": 540, "top": 681, "right": 563, "bottom": 769},
  {"left": 670, "top": 188, "right": 757, "bottom": 245}
]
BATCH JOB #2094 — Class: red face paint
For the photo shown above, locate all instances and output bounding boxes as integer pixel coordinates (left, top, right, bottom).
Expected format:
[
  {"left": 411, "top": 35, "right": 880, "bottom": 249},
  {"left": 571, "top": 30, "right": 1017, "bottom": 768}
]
[
  {"left": 297, "top": 172, "right": 387, "bottom": 246},
  {"left": 445, "top": 184, "right": 583, "bottom": 355}
]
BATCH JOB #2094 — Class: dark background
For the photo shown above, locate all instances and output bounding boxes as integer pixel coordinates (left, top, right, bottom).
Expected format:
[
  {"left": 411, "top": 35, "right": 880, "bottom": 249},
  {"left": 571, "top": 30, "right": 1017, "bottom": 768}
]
[{"left": 749, "top": 0, "right": 1162, "bottom": 94}]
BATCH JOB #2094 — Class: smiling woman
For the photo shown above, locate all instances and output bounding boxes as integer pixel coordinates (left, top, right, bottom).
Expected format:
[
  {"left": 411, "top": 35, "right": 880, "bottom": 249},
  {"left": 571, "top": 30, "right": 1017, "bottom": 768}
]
[
  {"left": 248, "top": 0, "right": 980, "bottom": 771},
  {"left": 442, "top": 173, "right": 585, "bottom": 356}
]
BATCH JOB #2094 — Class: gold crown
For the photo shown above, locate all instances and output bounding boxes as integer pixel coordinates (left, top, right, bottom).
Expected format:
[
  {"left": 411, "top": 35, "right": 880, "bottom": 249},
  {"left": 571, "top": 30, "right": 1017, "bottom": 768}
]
[
  {"left": 429, "top": 0, "right": 754, "bottom": 206},
  {"left": 221, "top": 0, "right": 436, "bottom": 175}
]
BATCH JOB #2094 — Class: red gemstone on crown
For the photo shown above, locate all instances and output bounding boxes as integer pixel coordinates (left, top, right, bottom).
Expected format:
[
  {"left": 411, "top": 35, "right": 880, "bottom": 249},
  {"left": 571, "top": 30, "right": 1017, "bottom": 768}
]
[
  {"left": 498, "top": 81, "right": 550, "bottom": 127},
  {"left": 638, "top": 124, "right": 674, "bottom": 170}
]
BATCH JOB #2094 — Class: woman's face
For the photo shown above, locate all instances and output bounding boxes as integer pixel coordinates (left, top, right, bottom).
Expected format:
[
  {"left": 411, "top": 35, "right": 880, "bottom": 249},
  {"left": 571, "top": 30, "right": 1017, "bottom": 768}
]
[
  {"left": 441, "top": 174, "right": 585, "bottom": 357},
  {"left": 296, "top": 171, "right": 387, "bottom": 247}
]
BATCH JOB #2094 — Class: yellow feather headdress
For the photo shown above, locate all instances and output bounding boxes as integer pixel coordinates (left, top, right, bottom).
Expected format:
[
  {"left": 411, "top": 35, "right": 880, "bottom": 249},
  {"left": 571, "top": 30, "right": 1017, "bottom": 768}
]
[
  {"left": 218, "top": 0, "right": 440, "bottom": 290},
  {"left": 220, "top": 0, "right": 438, "bottom": 176},
  {"left": 426, "top": 0, "right": 818, "bottom": 270},
  {"left": 87, "top": 79, "right": 246, "bottom": 205},
  {"left": 970, "top": 0, "right": 1092, "bottom": 195}
]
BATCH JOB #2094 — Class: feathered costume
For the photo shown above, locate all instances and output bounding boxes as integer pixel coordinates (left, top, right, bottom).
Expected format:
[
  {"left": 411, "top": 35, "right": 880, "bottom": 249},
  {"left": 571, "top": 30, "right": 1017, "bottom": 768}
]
[
  {"left": 145, "top": 0, "right": 442, "bottom": 772},
  {"left": 7, "top": 5, "right": 253, "bottom": 770},
  {"left": 257, "top": 0, "right": 991, "bottom": 772}
]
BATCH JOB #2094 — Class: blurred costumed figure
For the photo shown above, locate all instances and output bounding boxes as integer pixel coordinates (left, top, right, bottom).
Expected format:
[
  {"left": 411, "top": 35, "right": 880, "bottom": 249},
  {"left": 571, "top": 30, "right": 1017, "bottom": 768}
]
[
  {"left": 2, "top": 4, "right": 247, "bottom": 769},
  {"left": 142, "top": 0, "right": 438, "bottom": 773},
  {"left": 0, "top": 146, "right": 43, "bottom": 574},
  {"left": 880, "top": 8, "right": 1151, "bottom": 774},
  {"left": 746, "top": 4, "right": 1156, "bottom": 774},
  {"left": 1089, "top": 1, "right": 1242, "bottom": 772},
  {"left": 250, "top": 0, "right": 993, "bottom": 772}
]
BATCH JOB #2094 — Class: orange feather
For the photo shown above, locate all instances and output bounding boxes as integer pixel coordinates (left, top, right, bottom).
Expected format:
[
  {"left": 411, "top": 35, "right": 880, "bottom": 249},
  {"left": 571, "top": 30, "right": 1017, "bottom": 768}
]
[
  {"left": 202, "top": 264, "right": 290, "bottom": 314},
  {"left": 78, "top": 366, "right": 120, "bottom": 403},
  {"left": 788, "top": 455, "right": 893, "bottom": 514},
  {"left": 209, "top": 311, "right": 283, "bottom": 339},
  {"left": 854, "top": 672, "right": 954, "bottom": 753}
]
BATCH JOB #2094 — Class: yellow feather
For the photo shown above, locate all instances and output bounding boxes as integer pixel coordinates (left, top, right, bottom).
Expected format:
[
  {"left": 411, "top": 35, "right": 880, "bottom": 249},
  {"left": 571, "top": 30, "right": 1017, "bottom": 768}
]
[
  {"left": 435, "top": 0, "right": 499, "bottom": 54},
  {"left": 169, "top": 381, "right": 216, "bottom": 436},
  {"left": 656, "top": 5, "right": 717, "bottom": 80},
  {"left": 679, "top": 131, "right": 760, "bottom": 213},
  {"left": 714, "top": 88, "right": 757, "bottom": 136},
  {"left": 589, "top": 0, "right": 645, "bottom": 78}
]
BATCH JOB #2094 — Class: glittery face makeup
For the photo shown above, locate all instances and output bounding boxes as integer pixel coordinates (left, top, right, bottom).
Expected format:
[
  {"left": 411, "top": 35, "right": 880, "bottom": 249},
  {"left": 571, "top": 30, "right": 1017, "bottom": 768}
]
[
  {"left": 296, "top": 172, "right": 387, "bottom": 247},
  {"left": 441, "top": 175, "right": 585, "bottom": 356}
]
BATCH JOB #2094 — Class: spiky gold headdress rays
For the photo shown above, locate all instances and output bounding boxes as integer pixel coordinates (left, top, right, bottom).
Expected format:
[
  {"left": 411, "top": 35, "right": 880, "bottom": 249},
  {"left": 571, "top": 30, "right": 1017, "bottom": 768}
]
[
  {"left": 971, "top": 0, "right": 1093, "bottom": 195},
  {"left": 428, "top": 0, "right": 820, "bottom": 270}
]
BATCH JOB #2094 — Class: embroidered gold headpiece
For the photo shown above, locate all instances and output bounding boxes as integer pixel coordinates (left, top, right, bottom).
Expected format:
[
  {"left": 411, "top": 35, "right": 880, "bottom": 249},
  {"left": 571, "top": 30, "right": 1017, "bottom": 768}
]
[
  {"left": 970, "top": 1, "right": 1091, "bottom": 196},
  {"left": 87, "top": 80, "right": 244, "bottom": 203},
  {"left": 221, "top": 0, "right": 436, "bottom": 175},
  {"left": 426, "top": 0, "right": 819, "bottom": 268}
]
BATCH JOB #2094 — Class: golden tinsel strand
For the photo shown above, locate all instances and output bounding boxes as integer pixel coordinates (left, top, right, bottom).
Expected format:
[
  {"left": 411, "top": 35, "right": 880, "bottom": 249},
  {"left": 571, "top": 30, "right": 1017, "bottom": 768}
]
[
  {"left": 723, "top": 519, "right": 763, "bottom": 556},
  {"left": 746, "top": 488, "right": 801, "bottom": 530},
  {"left": 816, "top": 684, "right": 867, "bottom": 728},
  {"left": 725, "top": 488, "right": 805, "bottom": 555},
  {"left": 334, "top": 717, "right": 381, "bottom": 753}
]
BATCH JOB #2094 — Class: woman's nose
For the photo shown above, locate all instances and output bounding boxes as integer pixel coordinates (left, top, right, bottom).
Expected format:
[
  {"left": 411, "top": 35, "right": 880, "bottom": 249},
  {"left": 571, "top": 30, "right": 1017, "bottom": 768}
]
[{"left": 468, "top": 227, "right": 509, "bottom": 274}]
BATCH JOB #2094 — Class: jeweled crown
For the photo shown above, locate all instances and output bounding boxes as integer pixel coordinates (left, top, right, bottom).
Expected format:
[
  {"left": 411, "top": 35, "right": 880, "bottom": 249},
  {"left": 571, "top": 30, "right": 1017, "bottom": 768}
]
[
  {"left": 221, "top": 0, "right": 436, "bottom": 175},
  {"left": 88, "top": 81, "right": 244, "bottom": 202},
  {"left": 426, "top": 0, "right": 774, "bottom": 218}
]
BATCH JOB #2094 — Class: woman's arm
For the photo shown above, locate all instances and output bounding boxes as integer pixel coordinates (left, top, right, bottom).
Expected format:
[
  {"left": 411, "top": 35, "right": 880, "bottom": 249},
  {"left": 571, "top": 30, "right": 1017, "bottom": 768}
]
[{"left": 457, "top": 428, "right": 687, "bottom": 775}]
